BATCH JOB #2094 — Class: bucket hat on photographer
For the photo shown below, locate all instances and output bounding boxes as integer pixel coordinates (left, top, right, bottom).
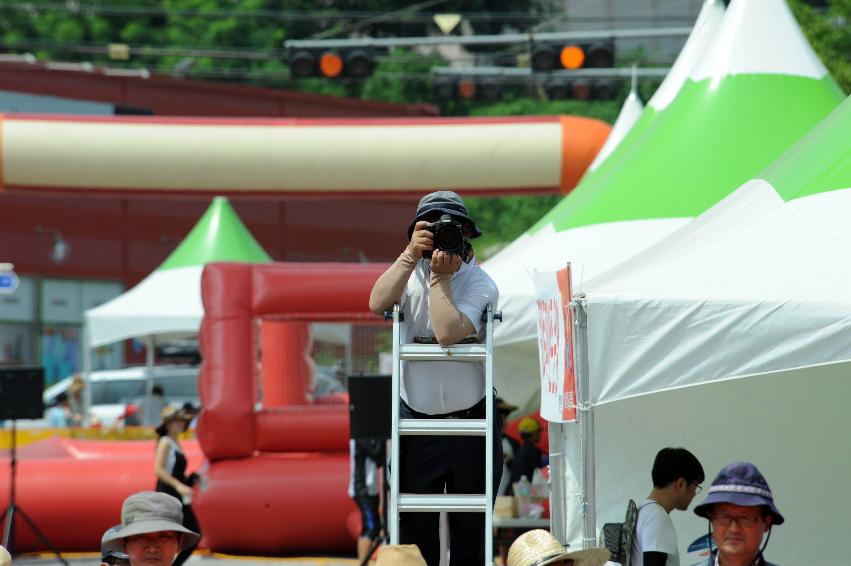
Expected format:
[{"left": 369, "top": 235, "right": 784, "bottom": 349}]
[
  {"left": 102, "top": 491, "right": 200, "bottom": 552},
  {"left": 407, "top": 190, "right": 482, "bottom": 240}
]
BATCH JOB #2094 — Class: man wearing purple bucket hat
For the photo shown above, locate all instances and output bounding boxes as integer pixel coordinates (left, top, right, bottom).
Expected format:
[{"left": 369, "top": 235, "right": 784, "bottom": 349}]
[{"left": 693, "top": 462, "right": 783, "bottom": 566}]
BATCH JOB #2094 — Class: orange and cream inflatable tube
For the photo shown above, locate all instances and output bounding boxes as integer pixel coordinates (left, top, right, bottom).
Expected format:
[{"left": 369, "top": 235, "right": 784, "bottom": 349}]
[{"left": 0, "top": 114, "right": 609, "bottom": 195}]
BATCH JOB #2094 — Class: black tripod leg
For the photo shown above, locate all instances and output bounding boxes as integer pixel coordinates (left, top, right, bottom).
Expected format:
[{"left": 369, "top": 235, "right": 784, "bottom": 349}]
[
  {"left": 359, "top": 534, "right": 385, "bottom": 566},
  {"left": 1, "top": 504, "right": 14, "bottom": 552},
  {"left": 15, "top": 507, "right": 68, "bottom": 566}
]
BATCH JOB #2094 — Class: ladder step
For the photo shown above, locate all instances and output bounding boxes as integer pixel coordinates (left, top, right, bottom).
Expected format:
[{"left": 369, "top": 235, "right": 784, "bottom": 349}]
[
  {"left": 399, "top": 343, "right": 486, "bottom": 361},
  {"left": 399, "top": 418, "right": 487, "bottom": 436},
  {"left": 398, "top": 494, "right": 488, "bottom": 513}
]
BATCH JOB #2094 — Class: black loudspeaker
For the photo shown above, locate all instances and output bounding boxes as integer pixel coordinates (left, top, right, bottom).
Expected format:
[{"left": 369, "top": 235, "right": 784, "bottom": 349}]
[
  {"left": 348, "top": 374, "right": 391, "bottom": 439},
  {"left": 0, "top": 367, "right": 45, "bottom": 420}
]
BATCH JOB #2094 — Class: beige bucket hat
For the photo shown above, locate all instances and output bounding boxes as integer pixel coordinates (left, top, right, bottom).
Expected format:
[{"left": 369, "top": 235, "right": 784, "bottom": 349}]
[
  {"left": 102, "top": 491, "right": 199, "bottom": 553},
  {"left": 507, "top": 529, "right": 610, "bottom": 566},
  {"left": 375, "top": 544, "right": 427, "bottom": 566}
]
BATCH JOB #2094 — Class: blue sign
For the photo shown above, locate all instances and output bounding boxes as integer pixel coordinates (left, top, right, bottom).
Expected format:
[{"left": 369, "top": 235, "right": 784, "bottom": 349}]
[{"left": 0, "top": 271, "right": 20, "bottom": 294}]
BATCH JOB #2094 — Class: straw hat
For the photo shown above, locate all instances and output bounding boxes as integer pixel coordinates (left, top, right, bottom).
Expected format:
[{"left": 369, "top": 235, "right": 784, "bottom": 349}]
[
  {"left": 507, "top": 530, "right": 610, "bottom": 566},
  {"left": 0, "top": 545, "right": 11, "bottom": 566},
  {"left": 374, "top": 544, "right": 427, "bottom": 566},
  {"left": 155, "top": 406, "right": 192, "bottom": 436},
  {"left": 68, "top": 374, "right": 85, "bottom": 394}
]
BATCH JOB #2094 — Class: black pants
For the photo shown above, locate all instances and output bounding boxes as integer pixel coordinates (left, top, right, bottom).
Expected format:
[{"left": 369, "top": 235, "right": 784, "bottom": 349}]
[{"left": 398, "top": 397, "right": 503, "bottom": 566}]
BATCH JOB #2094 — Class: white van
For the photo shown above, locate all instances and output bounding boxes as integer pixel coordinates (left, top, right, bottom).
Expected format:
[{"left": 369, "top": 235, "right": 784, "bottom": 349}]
[{"left": 41, "top": 365, "right": 200, "bottom": 427}]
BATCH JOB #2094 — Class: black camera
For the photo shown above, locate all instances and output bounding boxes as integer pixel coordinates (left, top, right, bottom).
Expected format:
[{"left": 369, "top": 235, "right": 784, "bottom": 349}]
[{"left": 423, "top": 214, "right": 467, "bottom": 258}]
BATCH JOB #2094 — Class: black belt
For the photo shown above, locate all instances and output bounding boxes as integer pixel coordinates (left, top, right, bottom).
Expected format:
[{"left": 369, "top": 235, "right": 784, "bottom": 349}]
[
  {"left": 402, "top": 396, "right": 486, "bottom": 419},
  {"left": 413, "top": 336, "right": 479, "bottom": 345}
]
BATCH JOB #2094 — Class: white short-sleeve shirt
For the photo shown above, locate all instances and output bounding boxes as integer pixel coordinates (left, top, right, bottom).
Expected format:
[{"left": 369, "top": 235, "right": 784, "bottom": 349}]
[
  {"left": 631, "top": 499, "right": 679, "bottom": 566},
  {"left": 400, "top": 257, "right": 498, "bottom": 414}
]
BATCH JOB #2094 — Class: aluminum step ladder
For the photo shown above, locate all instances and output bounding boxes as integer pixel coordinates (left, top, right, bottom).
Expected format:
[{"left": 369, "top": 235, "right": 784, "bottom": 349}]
[{"left": 386, "top": 303, "right": 501, "bottom": 566}]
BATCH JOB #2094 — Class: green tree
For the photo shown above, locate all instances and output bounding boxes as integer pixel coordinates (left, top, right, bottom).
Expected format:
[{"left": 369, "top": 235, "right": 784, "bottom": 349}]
[{"left": 788, "top": 0, "right": 851, "bottom": 93}]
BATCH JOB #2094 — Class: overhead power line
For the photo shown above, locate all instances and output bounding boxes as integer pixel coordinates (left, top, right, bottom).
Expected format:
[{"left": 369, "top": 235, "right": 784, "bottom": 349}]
[
  {"left": 431, "top": 66, "right": 670, "bottom": 79},
  {"left": 284, "top": 27, "right": 692, "bottom": 49}
]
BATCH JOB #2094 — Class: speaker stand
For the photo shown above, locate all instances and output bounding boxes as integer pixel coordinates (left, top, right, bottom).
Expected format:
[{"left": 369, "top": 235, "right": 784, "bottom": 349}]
[{"left": 1, "top": 420, "right": 68, "bottom": 565}]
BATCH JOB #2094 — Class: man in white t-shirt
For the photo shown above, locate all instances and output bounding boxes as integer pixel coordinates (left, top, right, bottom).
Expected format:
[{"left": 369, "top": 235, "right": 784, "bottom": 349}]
[
  {"left": 631, "top": 447, "right": 705, "bottom": 566},
  {"left": 370, "top": 191, "right": 501, "bottom": 566}
]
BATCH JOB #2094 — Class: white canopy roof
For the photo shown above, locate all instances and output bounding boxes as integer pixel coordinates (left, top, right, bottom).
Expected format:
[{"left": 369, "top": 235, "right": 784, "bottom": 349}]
[
  {"left": 86, "top": 266, "right": 204, "bottom": 348},
  {"left": 561, "top": 96, "right": 851, "bottom": 563},
  {"left": 583, "top": 96, "right": 851, "bottom": 404},
  {"left": 85, "top": 197, "right": 270, "bottom": 347}
]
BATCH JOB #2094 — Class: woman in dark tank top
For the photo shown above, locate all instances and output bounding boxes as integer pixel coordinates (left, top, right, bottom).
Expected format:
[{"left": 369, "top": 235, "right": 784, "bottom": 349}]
[{"left": 154, "top": 406, "right": 201, "bottom": 566}]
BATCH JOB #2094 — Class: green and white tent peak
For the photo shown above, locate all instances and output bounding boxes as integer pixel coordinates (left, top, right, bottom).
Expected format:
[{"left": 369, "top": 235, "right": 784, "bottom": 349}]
[
  {"left": 577, "top": 0, "right": 724, "bottom": 183},
  {"left": 532, "top": 0, "right": 843, "bottom": 235},
  {"left": 86, "top": 196, "right": 272, "bottom": 347},
  {"left": 648, "top": 0, "right": 725, "bottom": 111},
  {"left": 691, "top": 0, "right": 831, "bottom": 83},
  {"left": 157, "top": 196, "right": 272, "bottom": 271},
  {"left": 587, "top": 87, "right": 643, "bottom": 172}
]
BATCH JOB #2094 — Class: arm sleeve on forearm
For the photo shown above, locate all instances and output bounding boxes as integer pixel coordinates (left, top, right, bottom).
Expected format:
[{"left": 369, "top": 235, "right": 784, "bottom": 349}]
[
  {"left": 429, "top": 272, "right": 475, "bottom": 345},
  {"left": 369, "top": 249, "right": 418, "bottom": 315}
]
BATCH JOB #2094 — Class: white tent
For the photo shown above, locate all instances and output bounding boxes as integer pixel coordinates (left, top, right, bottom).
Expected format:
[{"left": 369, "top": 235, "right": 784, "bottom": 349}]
[
  {"left": 585, "top": 79, "right": 643, "bottom": 173},
  {"left": 482, "top": 0, "right": 733, "bottom": 404},
  {"left": 81, "top": 197, "right": 271, "bottom": 418},
  {"left": 485, "top": 0, "right": 846, "bottom": 406},
  {"left": 563, "top": 93, "right": 851, "bottom": 564},
  {"left": 85, "top": 197, "right": 271, "bottom": 348}
]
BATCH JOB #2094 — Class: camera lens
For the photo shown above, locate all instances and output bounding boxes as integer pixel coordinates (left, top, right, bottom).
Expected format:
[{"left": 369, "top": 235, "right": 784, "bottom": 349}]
[{"left": 435, "top": 225, "right": 463, "bottom": 251}]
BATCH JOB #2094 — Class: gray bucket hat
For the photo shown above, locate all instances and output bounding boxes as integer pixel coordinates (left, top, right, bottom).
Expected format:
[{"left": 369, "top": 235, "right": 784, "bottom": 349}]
[
  {"left": 101, "top": 525, "right": 130, "bottom": 561},
  {"left": 102, "top": 491, "right": 200, "bottom": 553},
  {"left": 406, "top": 190, "right": 482, "bottom": 240},
  {"left": 693, "top": 461, "right": 784, "bottom": 525}
]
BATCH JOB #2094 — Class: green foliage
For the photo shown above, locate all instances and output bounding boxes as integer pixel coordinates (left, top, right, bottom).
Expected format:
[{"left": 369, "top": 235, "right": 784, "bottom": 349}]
[
  {"left": 466, "top": 194, "right": 564, "bottom": 258},
  {"left": 468, "top": 96, "right": 620, "bottom": 123},
  {"left": 788, "top": 0, "right": 851, "bottom": 94},
  {"left": 360, "top": 48, "right": 443, "bottom": 104}
]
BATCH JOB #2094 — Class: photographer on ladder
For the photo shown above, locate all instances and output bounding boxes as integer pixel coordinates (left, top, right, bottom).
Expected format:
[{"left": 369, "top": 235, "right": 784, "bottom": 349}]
[{"left": 369, "top": 190, "right": 502, "bottom": 566}]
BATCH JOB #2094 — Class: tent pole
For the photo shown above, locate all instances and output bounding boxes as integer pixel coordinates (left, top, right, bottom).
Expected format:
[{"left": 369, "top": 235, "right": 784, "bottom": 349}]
[
  {"left": 573, "top": 295, "right": 596, "bottom": 548},
  {"left": 548, "top": 420, "right": 567, "bottom": 543},
  {"left": 145, "top": 335, "right": 155, "bottom": 398},
  {"left": 81, "top": 319, "right": 93, "bottom": 427}
]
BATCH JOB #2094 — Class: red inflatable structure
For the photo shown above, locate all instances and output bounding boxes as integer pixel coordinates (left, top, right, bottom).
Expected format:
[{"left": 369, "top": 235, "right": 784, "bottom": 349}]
[
  {"left": 195, "top": 262, "right": 387, "bottom": 554},
  {"left": 1, "top": 260, "right": 546, "bottom": 554},
  {"left": 0, "top": 437, "right": 204, "bottom": 552}
]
